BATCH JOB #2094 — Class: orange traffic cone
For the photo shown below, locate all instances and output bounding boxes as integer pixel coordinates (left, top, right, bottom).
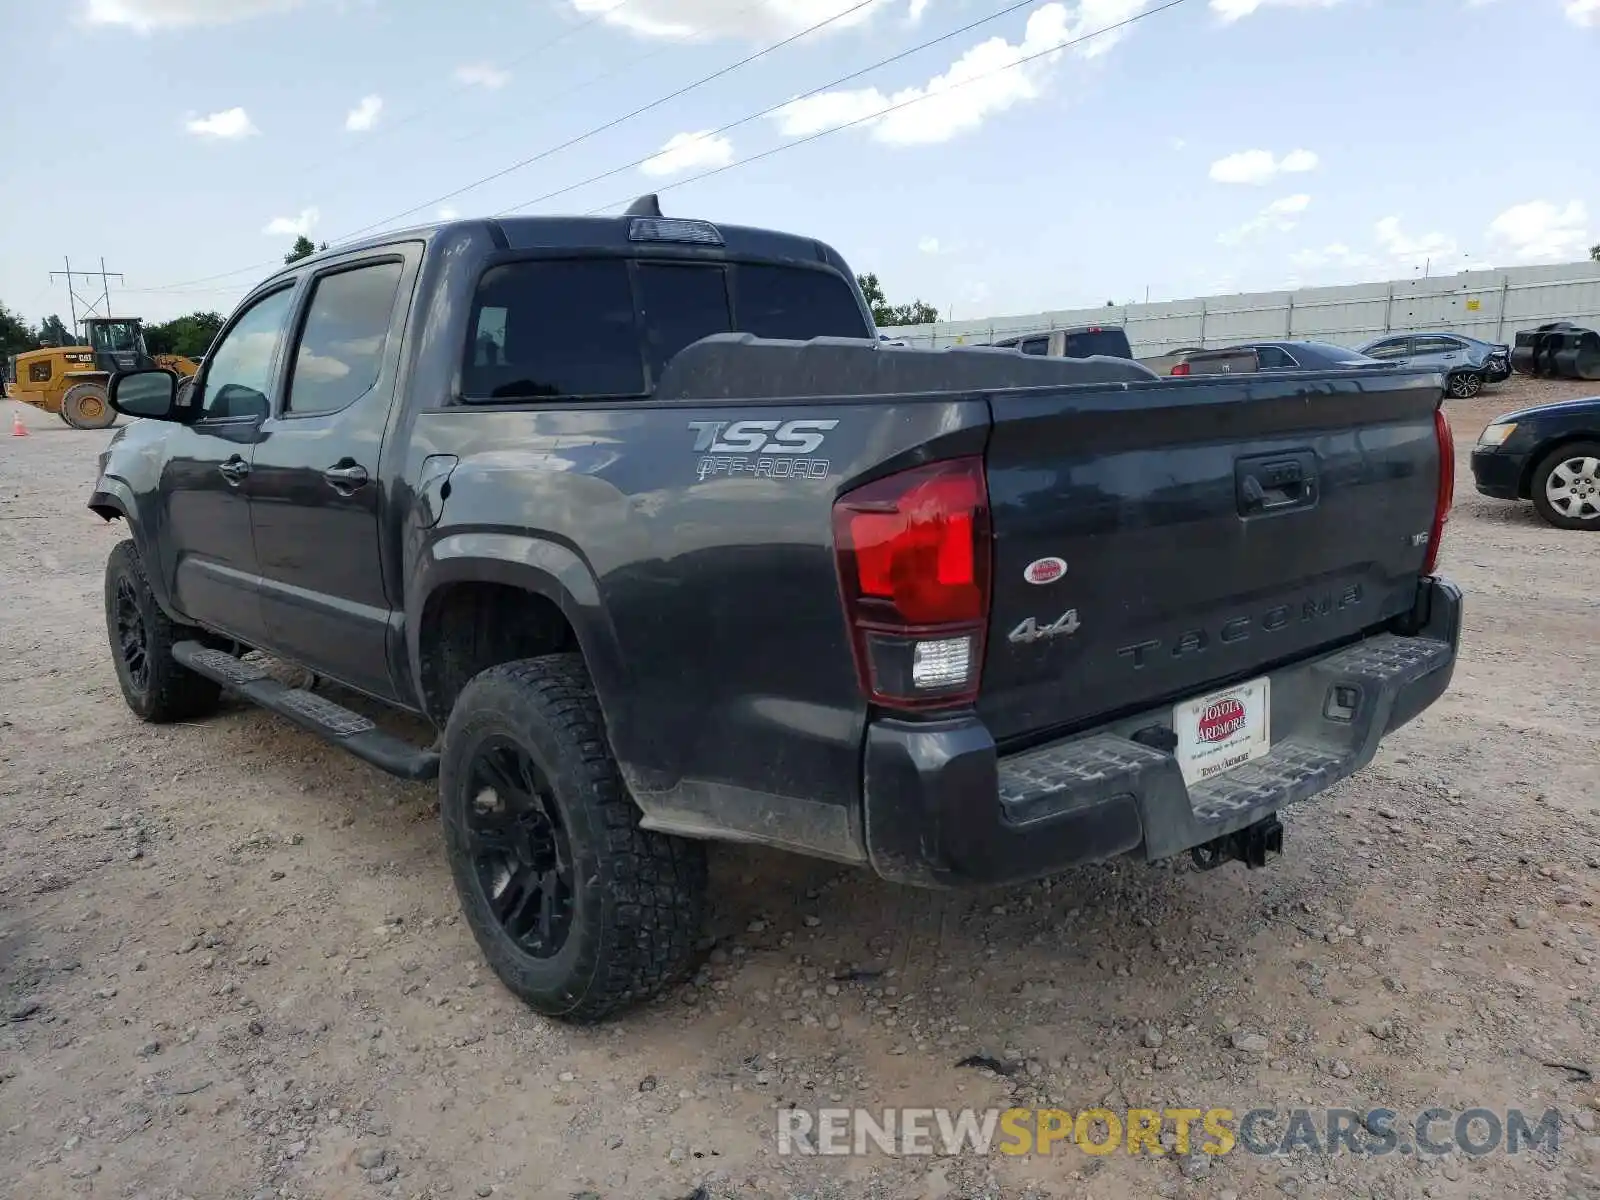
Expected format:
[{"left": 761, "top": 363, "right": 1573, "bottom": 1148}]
[{"left": 10, "top": 407, "right": 27, "bottom": 437}]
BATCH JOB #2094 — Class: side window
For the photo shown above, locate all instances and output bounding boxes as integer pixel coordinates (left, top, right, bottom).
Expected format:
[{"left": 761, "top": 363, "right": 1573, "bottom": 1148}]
[
  {"left": 1413, "top": 336, "right": 1459, "bottom": 355},
  {"left": 1254, "top": 345, "right": 1298, "bottom": 369},
  {"left": 200, "top": 288, "right": 297, "bottom": 420},
  {"left": 285, "top": 261, "right": 405, "bottom": 416},
  {"left": 463, "top": 260, "right": 644, "bottom": 400},
  {"left": 1365, "top": 339, "right": 1410, "bottom": 360},
  {"left": 1020, "top": 337, "right": 1049, "bottom": 356}
]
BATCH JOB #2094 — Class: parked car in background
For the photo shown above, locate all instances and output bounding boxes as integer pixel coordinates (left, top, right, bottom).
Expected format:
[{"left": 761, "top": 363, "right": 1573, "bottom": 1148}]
[
  {"left": 1170, "top": 341, "right": 1385, "bottom": 376},
  {"left": 987, "top": 324, "right": 1133, "bottom": 360},
  {"left": 1471, "top": 394, "right": 1600, "bottom": 530},
  {"left": 1357, "top": 333, "right": 1510, "bottom": 399}
]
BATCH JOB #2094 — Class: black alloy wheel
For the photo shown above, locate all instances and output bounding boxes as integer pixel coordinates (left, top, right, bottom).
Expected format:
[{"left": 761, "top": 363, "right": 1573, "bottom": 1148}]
[{"left": 462, "top": 736, "right": 575, "bottom": 958}]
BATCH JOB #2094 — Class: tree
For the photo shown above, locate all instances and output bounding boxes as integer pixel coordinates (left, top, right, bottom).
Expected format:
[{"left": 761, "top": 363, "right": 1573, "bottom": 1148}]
[
  {"left": 282, "top": 236, "right": 327, "bottom": 265},
  {"left": 0, "top": 302, "right": 39, "bottom": 358},
  {"left": 1592, "top": 243, "right": 1599, "bottom": 263},
  {"left": 855, "top": 272, "right": 941, "bottom": 328},
  {"left": 38, "top": 314, "right": 73, "bottom": 346},
  {"left": 145, "top": 311, "right": 224, "bottom": 358}
]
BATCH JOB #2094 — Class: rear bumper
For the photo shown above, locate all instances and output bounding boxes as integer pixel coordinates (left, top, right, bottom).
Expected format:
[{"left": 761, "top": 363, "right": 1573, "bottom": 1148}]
[
  {"left": 1471, "top": 446, "right": 1528, "bottom": 499},
  {"left": 861, "top": 576, "right": 1462, "bottom": 888}
]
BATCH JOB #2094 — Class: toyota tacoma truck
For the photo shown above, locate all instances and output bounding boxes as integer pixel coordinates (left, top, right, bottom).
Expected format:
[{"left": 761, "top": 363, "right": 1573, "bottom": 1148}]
[{"left": 90, "top": 198, "right": 1462, "bottom": 1021}]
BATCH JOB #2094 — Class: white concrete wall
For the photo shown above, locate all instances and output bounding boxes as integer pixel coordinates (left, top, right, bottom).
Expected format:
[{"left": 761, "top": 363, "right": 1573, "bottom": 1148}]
[{"left": 881, "top": 261, "right": 1600, "bottom": 355}]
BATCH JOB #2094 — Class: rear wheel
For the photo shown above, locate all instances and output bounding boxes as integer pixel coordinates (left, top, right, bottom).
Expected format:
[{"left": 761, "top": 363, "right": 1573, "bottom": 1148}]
[
  {"left": 62, "top": 382, "right": 116, "bottom": 430},
  {"left": 104, "top": 540, "right": 223, "bottom": 721},
  {"left": 1446, "top": 371, "right": 1483, "bottom": 400},
  {"left": 1531, "top": 441, "right": 1600, "bottom": 531},
  {"left": 440, "top": 655, "right": 706, "bottom": 1022}
]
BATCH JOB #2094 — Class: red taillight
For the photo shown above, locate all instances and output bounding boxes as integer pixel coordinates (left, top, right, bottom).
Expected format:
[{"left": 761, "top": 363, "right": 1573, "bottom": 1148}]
[
  {"left": 1423, "top": 407, "right": 1454, "bottom": 575},
  {"left": 1171, "top": 362, "right": 1191, "bottom": 376},
  {"left": 833, "top": 458, "right": 990, "bottom": 710}
]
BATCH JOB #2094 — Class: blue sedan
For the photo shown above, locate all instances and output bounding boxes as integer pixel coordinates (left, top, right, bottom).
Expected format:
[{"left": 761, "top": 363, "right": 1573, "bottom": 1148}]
[{"left": 1357, "top": 332, "right": 1511, "bottom": 399}]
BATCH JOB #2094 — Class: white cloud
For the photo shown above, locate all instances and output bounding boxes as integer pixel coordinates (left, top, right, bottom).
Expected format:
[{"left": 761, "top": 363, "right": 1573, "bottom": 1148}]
[
  {"left": 567, "top": 0, "right": 890, "bottom": 40},
  {"left": 918, "top": 236, "right": 944, "bottom": 254},
  {"left": 455, "top": 63, "right": 510, "bottom": 89},
  {"left": 185, "top": 107, "right": 258, "bottom": 139},
  {"left": 639, "top": 130, "right": 735, "bottom": 176},
  {"left": 1210, "top": 0, "right": 1345, "bottom": 21},
  {"left": 1374, "top": 216, "right": 1458, "bottom": 268},
  {"left": 438, "top": 206, "right": 461, "bottom": 220},
  {"left": 1487, "top": 200, "right": 1592, "bottom": 262},
  {"left": 344, "top": 94, "right": 382, "bottom": 132},
  {"left": 1208, "top": 147, "right": 1318, "bottom": 185},
  {"left": 908, "top": 0, "right": 930, "bottom": 20},
  {"left": 1290, "top": 242, "right": 1376, "bottom": 271},
  {"left": 1217, "top": 193, "right": 1310, "bottom": 244},
  {"left": 262, "top": 207, "right": 319, "bottom": 237},
  {"left": 771, "top": 0, "right": 1152, "bottom": 147},
  {"left": 85, "top": 0, "right": 303, "bottom": 31},
  {"left": 1567, "top": 0, "right": 1599, "bottom": 25}
]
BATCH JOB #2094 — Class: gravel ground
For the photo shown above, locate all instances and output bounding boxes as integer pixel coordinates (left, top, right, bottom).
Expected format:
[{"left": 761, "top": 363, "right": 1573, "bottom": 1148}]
[{"left": 2, "top": 375, "right": 1598, "bottom": 1200}]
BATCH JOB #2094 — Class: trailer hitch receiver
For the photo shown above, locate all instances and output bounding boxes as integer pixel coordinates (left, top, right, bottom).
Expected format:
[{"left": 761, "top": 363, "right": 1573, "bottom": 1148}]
[{"left": 1190, "top": 815, "right": 1284, "bottom": 871}]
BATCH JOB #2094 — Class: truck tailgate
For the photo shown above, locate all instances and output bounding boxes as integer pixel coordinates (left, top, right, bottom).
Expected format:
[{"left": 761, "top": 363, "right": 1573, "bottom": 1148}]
[{"left": 979, "top": 372, "right": 1444, "bottom": 744}]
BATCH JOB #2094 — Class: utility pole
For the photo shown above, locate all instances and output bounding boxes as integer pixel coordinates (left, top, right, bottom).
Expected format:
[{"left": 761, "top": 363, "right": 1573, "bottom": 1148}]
[{"left": 48, "top": 256, "right": 125, "bottom": 340}]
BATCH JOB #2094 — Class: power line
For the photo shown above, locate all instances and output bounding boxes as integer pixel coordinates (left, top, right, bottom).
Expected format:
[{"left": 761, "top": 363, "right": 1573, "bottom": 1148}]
[
  {"left": 129, "top": 0, "right": 1189, "bottom": 301},
  {"left": 329, "top": 0, "right": 880, "bottom": 244},
  {"left": 418, "top": 0, "right": 770, "bottom": 166},
  {"left": 126, "top": 5, "right": 636, "bottom": 295},
  {"left": 586, "top": 0, "right": 1193, "bottom": 213},
  {"left": 292, "top": 5, "right": 620, "bottom": 177},
  {"left": 133, "top": 0, "right": 873, "bottom": 295},
  {"left": 497, "top": 0, "right": 1083, "bottom": 216}
]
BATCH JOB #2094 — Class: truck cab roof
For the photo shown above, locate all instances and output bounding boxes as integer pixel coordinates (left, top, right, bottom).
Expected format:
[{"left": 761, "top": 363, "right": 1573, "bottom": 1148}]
[{"left": 262, "top": 212, "right": 855, "bottom": 292}]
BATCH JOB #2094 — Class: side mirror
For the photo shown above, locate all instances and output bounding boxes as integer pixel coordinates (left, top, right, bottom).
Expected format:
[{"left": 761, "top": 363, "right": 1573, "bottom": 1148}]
[{"left": 109, "top": 368, "right": 186, "bottom": 421}]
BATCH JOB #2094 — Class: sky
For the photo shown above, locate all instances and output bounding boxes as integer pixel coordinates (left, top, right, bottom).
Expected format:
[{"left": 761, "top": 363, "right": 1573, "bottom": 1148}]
[{"left": 1, "top": 0, "right": 1596, "bottom": 328}]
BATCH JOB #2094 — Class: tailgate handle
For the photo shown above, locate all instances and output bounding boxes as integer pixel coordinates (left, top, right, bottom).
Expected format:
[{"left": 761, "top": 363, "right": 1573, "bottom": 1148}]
[{"left": 1237, "top": 454, "right": 1316, "bottom": 515}]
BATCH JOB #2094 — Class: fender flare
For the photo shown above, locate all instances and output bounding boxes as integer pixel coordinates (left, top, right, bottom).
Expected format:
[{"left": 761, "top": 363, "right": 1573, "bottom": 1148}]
[
  {"left": 87, "top": 481, "right": 181, "bottom": 618},
  {"left": 407, "top": 532, "right": 630, "bottom": 731}
]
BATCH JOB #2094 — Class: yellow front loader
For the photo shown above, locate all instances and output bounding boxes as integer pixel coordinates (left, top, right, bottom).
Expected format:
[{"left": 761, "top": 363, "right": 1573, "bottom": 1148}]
[{"left": 3, "top": 318, "right": 198, "bottom": 429}]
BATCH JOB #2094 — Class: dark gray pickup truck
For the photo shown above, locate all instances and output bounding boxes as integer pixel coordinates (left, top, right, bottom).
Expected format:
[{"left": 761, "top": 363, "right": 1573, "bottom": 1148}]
[{"left": 91, "top": 199, "right": 1462, "bottom": 1020}]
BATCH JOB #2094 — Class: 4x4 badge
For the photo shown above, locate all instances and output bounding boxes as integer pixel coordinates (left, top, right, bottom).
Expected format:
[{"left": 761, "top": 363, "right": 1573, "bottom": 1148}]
[{"left": 1009, "top": 610, "right": 1081, "bottom": 644}]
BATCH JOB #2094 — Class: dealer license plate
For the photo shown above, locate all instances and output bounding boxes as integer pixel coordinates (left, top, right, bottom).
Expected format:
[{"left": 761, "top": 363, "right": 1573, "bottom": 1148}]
[{"left": 1174, "top": 677, "right": 1271, "bottom": 787}]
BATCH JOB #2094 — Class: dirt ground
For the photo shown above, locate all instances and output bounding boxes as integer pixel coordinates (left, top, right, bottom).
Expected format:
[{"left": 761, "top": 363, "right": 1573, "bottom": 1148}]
[{"left": 2, "top": 375, "right": 1598, "bottom": 1200}]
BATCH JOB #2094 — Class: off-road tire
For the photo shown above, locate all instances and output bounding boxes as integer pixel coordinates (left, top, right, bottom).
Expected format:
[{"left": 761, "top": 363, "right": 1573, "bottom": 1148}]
[
  {"left": 1530, "top": 440, "right": 1600, "bottom": 531},
  {"left": 62, "top": 382, "right": 117, "bottom": 430},
  {"left": 440, "top": 655, "right": 707, "bottom": 1023},
  {"left": 1446, "top": 371, "right": 1483, "bottom": 400},
  {"left": 104, "top": 539, "right": 223, "bottom": 722}
]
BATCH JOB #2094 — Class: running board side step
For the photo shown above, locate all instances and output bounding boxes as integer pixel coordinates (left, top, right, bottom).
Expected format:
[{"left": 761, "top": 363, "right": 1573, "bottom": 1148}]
[{"left": 172, "top": 641, "right": 439, "bottom": 782}]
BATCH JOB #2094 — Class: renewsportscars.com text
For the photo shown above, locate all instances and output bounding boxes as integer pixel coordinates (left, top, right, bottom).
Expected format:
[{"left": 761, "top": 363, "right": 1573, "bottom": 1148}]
[{"left": 776, "top": 1106, "right": 1561, "bottom": 1158}]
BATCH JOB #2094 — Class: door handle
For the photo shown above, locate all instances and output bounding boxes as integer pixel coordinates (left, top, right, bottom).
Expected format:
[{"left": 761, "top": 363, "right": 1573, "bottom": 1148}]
[
  {"left": 323, "top": 462, "right": 369, "bottom": 493},
  {"left": 218, "top": 456, "right": 250, "bottom": 484}
]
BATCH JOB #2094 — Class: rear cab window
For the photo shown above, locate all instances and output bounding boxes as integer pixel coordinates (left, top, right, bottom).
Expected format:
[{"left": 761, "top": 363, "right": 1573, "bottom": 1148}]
[
  {"left": 461, "top": 257, "right": 869, "bottom": 402},
  {"left": 1062, "top": 328, "right": 1131, "bottom": 359}
]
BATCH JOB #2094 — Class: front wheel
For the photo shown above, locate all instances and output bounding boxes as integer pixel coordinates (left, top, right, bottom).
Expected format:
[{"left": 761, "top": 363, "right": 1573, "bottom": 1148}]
[
  {"left": 1531, "top": 441, "right": 1600, "bottom": 530},
  {"left": 1446, "top": 371, "right": 1483, "bottom": 400},
  {"left": 104, "top": 540, "right": 223, "bottom": 721},
  {"left": 62, "top": 382, "right": 117, "bottom": 429},
  {"left": 440, "top": 655, "right": 707, "bottom": 1022}
]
